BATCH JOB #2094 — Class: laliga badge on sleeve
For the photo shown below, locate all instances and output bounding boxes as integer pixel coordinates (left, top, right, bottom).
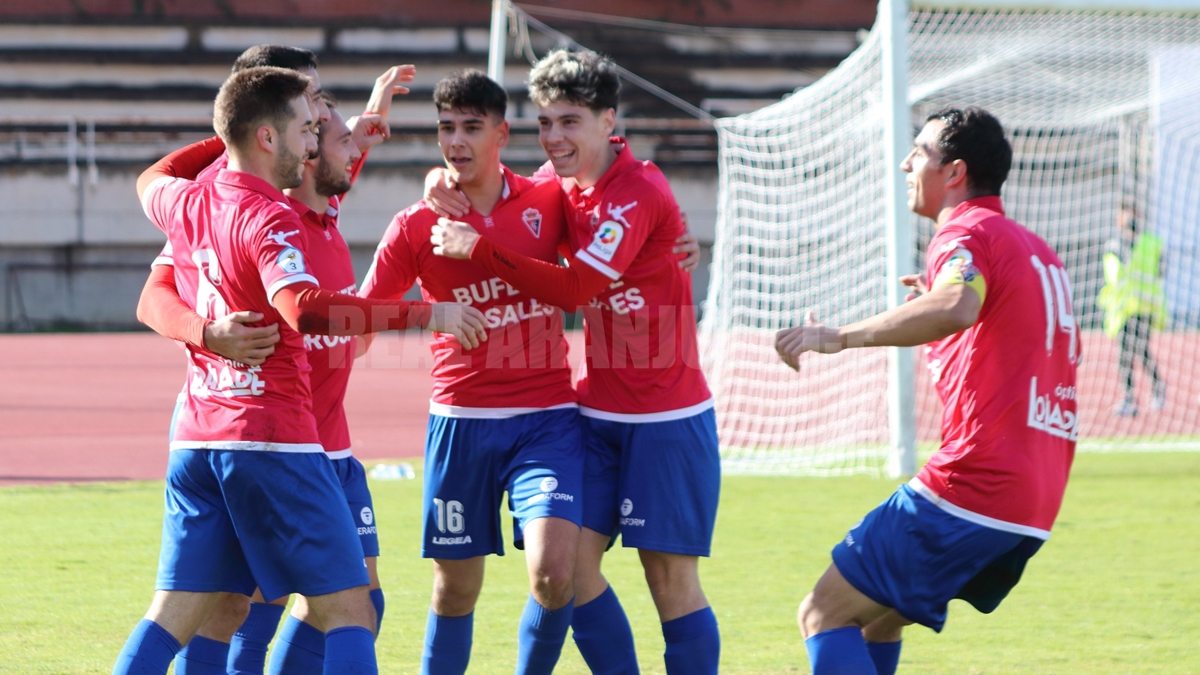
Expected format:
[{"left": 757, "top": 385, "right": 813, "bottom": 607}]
[{"left": 276, "top": 246, "right": 305, "bottom": 274}]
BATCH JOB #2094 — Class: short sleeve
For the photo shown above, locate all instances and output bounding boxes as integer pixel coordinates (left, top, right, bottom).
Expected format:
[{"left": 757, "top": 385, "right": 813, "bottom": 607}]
[
  {"left": 360, "top": 212, "right": 421, "bottom": 300},
  {"left": 573, "top": 180, "right": 658, "bottom": 281},
  {"left": 929, "top": 225, "right": 989, "bottom": 304},
  {"left": 140, "top": 176, "right": 189, "bottom": 235},
  {"left": 249, "top": 211, "right": 319, "bottom": 305},
  {"left": 152, "top": 241, "right": 175, "bottom": 267}
]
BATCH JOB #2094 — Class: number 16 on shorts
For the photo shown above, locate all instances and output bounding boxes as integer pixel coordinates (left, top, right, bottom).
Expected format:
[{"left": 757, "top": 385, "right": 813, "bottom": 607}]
[{"left": 432, "top": 498, "right": 465, "bottom": 535}]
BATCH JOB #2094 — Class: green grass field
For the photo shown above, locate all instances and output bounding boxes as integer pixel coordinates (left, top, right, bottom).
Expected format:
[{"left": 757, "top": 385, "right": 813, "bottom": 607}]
[{"left": 2, "top": 452, "right": 1198, "bottom": 674}]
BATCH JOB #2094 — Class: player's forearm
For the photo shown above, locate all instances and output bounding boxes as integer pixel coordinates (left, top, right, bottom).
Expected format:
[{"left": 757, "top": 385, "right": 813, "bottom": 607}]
[
  {"left": 470, "top": 237, "right": 608, "bottom": 311},
  {"left": 136, "top": 265, "right": 209, "bottom": 349},
  {"left": 838, "top": 285, "right": 979, "bottom": 348},
  {"left": 274, "top": 285, "right": 432, "bottom": 336}
]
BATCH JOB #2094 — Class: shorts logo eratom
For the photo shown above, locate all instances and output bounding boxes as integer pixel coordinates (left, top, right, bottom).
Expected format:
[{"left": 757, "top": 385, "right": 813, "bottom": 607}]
[
  {"left": 621, "top": 498, "right": 633, "bottom": 516},
  {"left": 360, "top": 507, "right": 374, "bottom": 525},
  {"left": 540, "top": 477, "right": 558, "bottom": 493}
]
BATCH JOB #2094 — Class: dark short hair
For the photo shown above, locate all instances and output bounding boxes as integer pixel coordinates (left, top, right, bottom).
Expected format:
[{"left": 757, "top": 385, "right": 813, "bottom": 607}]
[
  {"left": 528, "top": 49, "right": 620, "bottom": 113},
  {"left": 231, "top": 45, "right": 319, "bottom": 73},
  {"left": 213, "top": 66, "right": 311, "bottom": 150},
  {"left": 926, "top": 106, "right": 1012, "bottom": 196},
  {"left": 433, "top": 69, "right": 507, "bottom": 120}
]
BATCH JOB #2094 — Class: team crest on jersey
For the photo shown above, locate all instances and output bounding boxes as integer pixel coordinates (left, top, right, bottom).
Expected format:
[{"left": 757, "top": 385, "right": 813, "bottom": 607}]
[
  {"left": 276, "top": 247, "right": 305, "bottom": 274},
  {"left": 587, "top": 221, "right": 624, "bottom": 262},
  {"left": 522, "top": 208, "right": 543, "bottom": 238}
]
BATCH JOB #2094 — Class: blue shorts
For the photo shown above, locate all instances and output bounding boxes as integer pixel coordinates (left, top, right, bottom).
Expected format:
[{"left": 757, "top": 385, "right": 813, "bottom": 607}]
[
  {"left": 581, "top": 408, "right": 721, "bottom": 557},
  {"left": 333, "top": 456, "right": 379, "bottom": 559},
  {"left": 422, "top": 407, "right": 584, "bottom": 559},
  {"left": 832, "top": 484, "right": 1044, "bottom": 631},
  {"left": 156, "top": 449, "right": 370, "bottom": 602}
]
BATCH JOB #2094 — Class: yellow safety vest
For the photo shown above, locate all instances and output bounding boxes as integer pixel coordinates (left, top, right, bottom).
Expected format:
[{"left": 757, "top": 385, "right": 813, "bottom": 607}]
[{"left": 1098, "top": 232, "right": 1167, "bottom": 337}]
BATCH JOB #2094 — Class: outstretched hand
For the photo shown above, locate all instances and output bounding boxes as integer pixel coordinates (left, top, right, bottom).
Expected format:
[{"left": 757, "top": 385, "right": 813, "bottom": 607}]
[
  {"left": 900, "top": 274, "right": 928, "bottom": 302},
  {"left": 430, "top": 218, "right": 481, "bottom": 259},
  {"left": 365, "top": 65, "right": 416, "bottom": 121},
  {"left": 774, "top": 311, "right": 843, "bottom": 371},
  {"left": 204, "top": 311, "right": 280, "bottom": 367}
]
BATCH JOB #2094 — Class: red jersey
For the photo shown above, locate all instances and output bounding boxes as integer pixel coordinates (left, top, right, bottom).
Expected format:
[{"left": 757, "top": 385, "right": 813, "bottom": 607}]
[
  {"left": 142, "top": 170, "right": 323, "bottom": 452},
  {"left": 288, "top": 195, "right": 358, "bottom": 456},
  {"left": 157, "top": 150, "right": 361, "bottom": 456},
  {"left": 360, "top": 166, "right": 576, "bottom": 416},
  {"left": 549, "top": 140, "right": 712, "bottom": 421},
  {"left": 912, "top": 196, "right": 1079, "bottom": 538}
]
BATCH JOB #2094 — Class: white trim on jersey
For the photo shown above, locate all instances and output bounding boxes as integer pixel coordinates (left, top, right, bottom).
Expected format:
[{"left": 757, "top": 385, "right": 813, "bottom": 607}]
[
  {"left": 575, "top": 249, "right": 621, "bottom": 281},
  {"left": 325, "top": 448, "right": 353, "bottom": 460},
  {"left": 428, "top": 401, "right": 578, "bottom": 419},
  {"left": 152, "top": 256, "right": 175, "bottom": 267},
  {"left": 168, "top": 440, "right": 325, "bottom": 453},
  {"left": 140, "top": 175, "right": 180, "bottom": 220},
  {"left": 579, "top": 397, "right": 715, "bottom": 424},
  {"left": 267, "top": 274, "right": 320, "bottom": 306},
  {"left": 907, "top": 477, "right": 1052, "bottom": 541}
]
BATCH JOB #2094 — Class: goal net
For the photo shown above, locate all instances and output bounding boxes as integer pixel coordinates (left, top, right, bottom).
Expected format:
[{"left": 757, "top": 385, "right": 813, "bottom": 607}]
[{"left": 701, "top": 3, "right": 1200, "bottom": 475}]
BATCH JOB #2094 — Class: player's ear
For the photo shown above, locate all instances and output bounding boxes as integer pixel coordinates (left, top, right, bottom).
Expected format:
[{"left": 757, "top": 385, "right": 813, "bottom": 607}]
[
  {"left": 495, "top": 118, "right": 510, "bottom": 149},
  {"left": 946, "top": 158, "right": 969, "bottom": 190},
  {"left": 255, "top": 124, "right": 275, "bottom": 153},
  {"left": 598, "top": 108, "right": 616, "bottom": 135}
]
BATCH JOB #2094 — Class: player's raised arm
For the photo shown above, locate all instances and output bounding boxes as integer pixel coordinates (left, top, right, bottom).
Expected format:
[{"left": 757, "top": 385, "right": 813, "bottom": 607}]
[{"left": 431, "top": 217, "right": 612, "bottom": 312}]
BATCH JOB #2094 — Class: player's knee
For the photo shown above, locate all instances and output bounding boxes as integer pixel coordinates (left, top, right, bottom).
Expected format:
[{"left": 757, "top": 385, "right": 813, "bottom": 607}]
[
  {"left": 531, "top": 562, "right": 574, "bottom": 607},
  {"left": 432, "top": 578, "right": 482, "bottom": 616},
  {"left": 798, "top": 592, "right": 822, "bottom": 638}
]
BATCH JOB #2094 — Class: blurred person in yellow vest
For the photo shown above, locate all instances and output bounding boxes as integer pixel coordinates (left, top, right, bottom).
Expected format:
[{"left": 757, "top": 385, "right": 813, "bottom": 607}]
[{"left": 1098, "top": 200, "right": 1167, "bottom": 416}]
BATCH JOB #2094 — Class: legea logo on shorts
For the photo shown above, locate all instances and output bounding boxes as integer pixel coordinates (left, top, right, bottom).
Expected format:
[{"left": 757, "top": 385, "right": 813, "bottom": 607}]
[
  {"left": 540, "top": 477, "right": 558, "bottom": 493},
  {"left": 621, "top": 498, "right": 633, "bottom": 516},
  {"left": 360, "top": 507, "right": 374, "bottom": 525}
]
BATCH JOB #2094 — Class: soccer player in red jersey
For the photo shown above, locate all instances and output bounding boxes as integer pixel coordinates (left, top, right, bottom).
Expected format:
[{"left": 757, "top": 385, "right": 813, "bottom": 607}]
[
  {"left": 775, "top": 107, "right": 1079, "bottom": 675},
  {"left": 135, "top": 47, "right": 412, "bottom": 675},
  {"left": 429, "top": 50, "right": 721, "bottom": 675},
  {"left": 359, "top": 69, "right": 585, "bottom": 675},
  {"left": 114, "top": 66, "right": 485, "bottom": 675}
]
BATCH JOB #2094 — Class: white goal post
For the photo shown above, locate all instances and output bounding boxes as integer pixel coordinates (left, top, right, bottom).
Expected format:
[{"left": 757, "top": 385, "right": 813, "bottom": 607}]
[{"left": 703, "top": 0, "right": 1200, "bottom": 476}]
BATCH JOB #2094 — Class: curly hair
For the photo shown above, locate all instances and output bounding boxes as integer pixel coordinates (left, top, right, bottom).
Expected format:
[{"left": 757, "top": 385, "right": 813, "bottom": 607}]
[{"left": 528, "top": 49, "right": 620, "bottom": 112}]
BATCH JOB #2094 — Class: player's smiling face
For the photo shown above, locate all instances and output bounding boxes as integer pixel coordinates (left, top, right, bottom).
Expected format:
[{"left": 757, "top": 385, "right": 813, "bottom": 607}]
[
  {"left": 273, "top": 94, "right": 318, "bottom": 190},
  {"left": 537, "top": 101, "right": 615, "bottom": 185},
  {"left": 438, "top": 107, "right": 508, "bottom": 189},
  {"left": 313, "top": 108, "right": 360, "bottom": 198},
  {"left": 902, "top": 119, "right": 951, "bottom": 221},
  {"left": 298, "top": 67, "right": 331, "bottom": 127}
]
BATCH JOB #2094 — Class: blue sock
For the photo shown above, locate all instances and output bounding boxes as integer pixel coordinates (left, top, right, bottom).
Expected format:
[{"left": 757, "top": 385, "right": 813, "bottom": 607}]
[
  {"left": 866, "top": 640, "right": 901, "bottom": 675},
  {"left": 112, "top": 619, "right": 181, "bottom": 675},
  {"left": 324, "top": 626, "right": 377, "bottom": 675},
  {"left": 804, "top": 626, "right": 876, "bottom": 675},
  {"left": 267, "top": 615, "right": 324, "bottom": 675},
  {"left": 228, "top": 602, "right": 285, "bottom": 674},
  {"left": 369, "top": 589, "right": 386, "bottom": 635},
  {"left": 174, "top": 635, "right": 230, "bottom": 675},
  {"left": 662, "top": 607, "right": 720, "bottom": 675},
  {"left": 515, "top": 595, "right": 574, "bottom": 675},
  {"left": 421, "top": 610, "right": 473, "bottom": 675},
  {"left": 571, "top": 586, "right": 639, "bottom": 674}
]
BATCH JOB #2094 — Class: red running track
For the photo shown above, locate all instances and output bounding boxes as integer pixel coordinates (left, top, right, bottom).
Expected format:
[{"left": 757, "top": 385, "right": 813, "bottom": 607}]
[{"left": 0, "top": 332, "right": 441, "bottom": 486}]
